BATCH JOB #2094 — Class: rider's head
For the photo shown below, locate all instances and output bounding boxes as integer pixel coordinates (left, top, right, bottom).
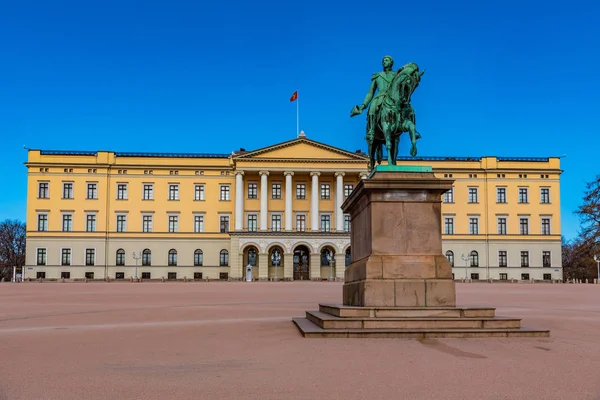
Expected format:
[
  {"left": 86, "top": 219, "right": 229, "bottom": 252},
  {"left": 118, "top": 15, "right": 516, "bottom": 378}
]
[{"left": 382, "top": 55, "right": 394, "bottom": 69}]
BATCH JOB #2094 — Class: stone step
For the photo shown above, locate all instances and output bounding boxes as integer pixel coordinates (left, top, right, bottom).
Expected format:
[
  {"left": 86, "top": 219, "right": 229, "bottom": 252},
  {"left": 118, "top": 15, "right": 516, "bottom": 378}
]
[
  {"left": 319, "top": 304, "right": 496, "bottom": 319},
  {"left": 306, "top": 311, "right": 521, "bottom": 330},
  {"left": 292, "top": 317, "right": 550, "bottom": 339}
]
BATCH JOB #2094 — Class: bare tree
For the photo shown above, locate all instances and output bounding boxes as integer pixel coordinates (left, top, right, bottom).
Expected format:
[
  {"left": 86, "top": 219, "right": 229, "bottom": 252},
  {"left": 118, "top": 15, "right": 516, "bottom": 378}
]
[
  {"left": 562, "top": 236, "right": 597, "bottom": 282},
  {"left": 0, "top": 220, "right": 26, "bottom": 281},
  {"left": 576, "top": 175, "right": 600, "bottom": 253}
]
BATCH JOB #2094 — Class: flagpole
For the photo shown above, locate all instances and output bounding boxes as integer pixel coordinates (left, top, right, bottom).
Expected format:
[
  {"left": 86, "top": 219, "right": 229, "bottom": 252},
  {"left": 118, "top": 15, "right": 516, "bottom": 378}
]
[{"left": 296, "top": 89, "right": 299, "bottom": 137}]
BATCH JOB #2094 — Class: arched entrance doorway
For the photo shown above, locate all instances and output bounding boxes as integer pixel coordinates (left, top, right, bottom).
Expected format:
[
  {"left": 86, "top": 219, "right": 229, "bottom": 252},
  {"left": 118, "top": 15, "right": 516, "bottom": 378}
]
[
  {"left": 269, "top": 246, "right": 284, "bottom": 280},
  {"left": 293, "top": 245, "right": 310, "bottom": 280},
  {"left": 320, "top": 246, "right": 336, "bottom": 280},
  {"left": 243, "top": 246, "right": 258, "bottom": 281}
]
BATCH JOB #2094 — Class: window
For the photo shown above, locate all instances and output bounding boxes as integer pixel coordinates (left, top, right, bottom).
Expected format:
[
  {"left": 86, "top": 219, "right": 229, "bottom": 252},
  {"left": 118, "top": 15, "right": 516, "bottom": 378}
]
[
  {"left": 468, "top": 187, "right": 478, "bottom": 203},
  {"left": 445, "top": 250, "right": 454, "bottom": 267},
  {"left": 499, "top": 273, "right": 508, "bottom": 281},
  {"left": 344, "top": 184, "right": 354, "bottom": 199},
  {"left": 220, "top": 250, "right": 229, "bottom": 266},
  {"left": 116, "top": 249, "right": 125, "bottom": 266},
  {"left": 344, "top": 215, "right": 351, "bottom": 232},
  {"left": 116, "top": 215, "right": 127, "bottom": 232},
  {"left": 498, "top": 251, "right": 507, "bottom": 267},
  {"left": 168, "top": 184, "right": 179, "bottom": 200},
  {"left": 168, "top": 215, "right": 178, "bottom": 233},
  {"left": 117, "top": 184, "right": 128, "bottom": 200},
  {"left": 36, "top": 272, "right": 46, "bottom": 279},
  {"left": 220, "top": 216, "right": 230, "bottom": 233},
  {"left": 62, "top": 214, "right": 72, "bottom": 232},
  {"left": 271, "top": 183, "right": 282, "bottom": 199},
  {"left": 469, "top": 217, "right": 479, "bottom": 235},
  {"left": 296, "top": 184, "right": 306, "bottom": 199},
  {"left": 143, "top": 184, "right": 154, "bottom": 200},
  {"left": 61, "top": 248, "right": 71, "bottom": 266},
  {"left": 497, "top": 217, "right": 507, "bottom": 235},
  {"left": 345, "top": 248, "right": 352, "bottom": 266},
  {"left": 168, "top": 272, "right": 177, "bottom": 280},
  {"left": 444, "top": 187, "right": 454, "bottom": 203},
  {"left": 320, "top": 215, "right": 331, "bottom": 232},
  {"left": 247, "top": 183, "right": 258, "bottom": 199},
  {"left": 38, "top": 182, "right": 49, "bottom": 198},
  {"left": 219, "top": 272, "right": 229, "bottom": 280},
  {"left": 296, "top": 215, "right": 306, "bottom": 231},
  {"left": 87, "top": 183, "right": 97, "bottom": 199},
  {"left": 540, "top": 188, "right": 550, "bottom": 204},
  {"left": 194, "top": 272, "right": 203, "bottom": 280},
  {"left": 63, "top": 182, "right": 74, "bottom": 199},
  {"left": 471, "top": 273, "right": 479, "bottom": 280},
  {"left": 543, "top": 251, "right": 551, "bottom": 268},
  {"left": 142, "top": 215, "right": 153, "bottom": 233},
  {"left": 194, "top": 184, "right": 205, "bottom": 201},
  {"left": 271, "top": 215, "right": 282, "bottom": 232},
  {"left": 444, "top": 217, "right": 454, "bottom": 235},
  {"left": 194, "top": 249, "right": 203, "bottom": 266},
  {"left": 86, "top": 214, "right": 96, "bottom": 232},
  {"left": 61, "top": 272, "right": 71, "bottom": 279},
  {"left": 194, "top": 215, "right": 204, "bottom": 233},
  {"left": 519, "top": 218, "right": 529, "bottom": 235},
  {"left": 115, "top": 272, "right": 125, "bottom": 280},
  {"left": 470, "top": 250, "right": 479, "bottom": 267},
  {"left": 142, "top": 249, "right": 151, "bottom": 266},
  {"left": 85, "top": 249, "right": 95, "bottom": 266},
  {"left": 37, "top": 214, "right": 48, "bottom": 232},
  {"left": 518, "top": 187, "right": 528, "bottom": 203},
  {"left": 521, "top": 273, "right": 530, "bottom": 280},
  {"left": 543, "top": 273, "right": 551, "bottom": 280},
  {"left": 320, "top": 184, "right": 331, "bottom": 200},
  {"left": 85, "top": 272, "right": 94, "bottom": 279},
  {"left": 247, "top": 214, "right": 257, "bottom": 231},
  {"left": 497, "top": 187, "right": 506, "bottom": 203},
  {"left": 141, "top": 272, "right": 151, "bottom": 279},
  {"left": 220, "top": 185, "right": 230, "bottom": 201},
  {"left": 521, "top": 251, "right": 529, "bottom": 267},
  {"left": 168, "top": 249, "right": 177, "bottom": 266},
  {"left": 36, "top": 248, "right": 47, "bottom": 266},
  {"left": 541, "top": 218, "right": 551, "bottom": 235}
]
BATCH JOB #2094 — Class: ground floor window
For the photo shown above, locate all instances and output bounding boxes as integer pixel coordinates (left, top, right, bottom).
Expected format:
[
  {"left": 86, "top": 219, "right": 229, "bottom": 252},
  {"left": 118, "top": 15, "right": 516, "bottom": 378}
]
[
  {"left": 168, "top": 272, "right": 177, "bottom": 280},
  {"left": 499, "top": 273, "right": 508, "bottom": 280},
  {"left": 85, "top": 272, "right": 94, "bottom": 279},
  {"left": 219, "top": 272, "right": 228, "bottom": 280},
  {"left": 194, "top": 272, "right": 203, "bottom": 280},
  {"left": 61, "top": 272, "right": 70, "bottom": 279},
  {"left": 141, "top": 272, "right": 151, "bottom": 279},
  {"left": 36, "top": 271, "right": 46, "bottom": 279},
  {"left": 543, "top": 273, "right": 551, "bottom": 280},
  {"left": 521, "top": 273, "right": 530, "bottom": 280},
  {"left": 115, "top": 272, "right": 125, "bottom": 279},
  {"left": 471, "top": 273, "right": 479, "bottom": 280}
]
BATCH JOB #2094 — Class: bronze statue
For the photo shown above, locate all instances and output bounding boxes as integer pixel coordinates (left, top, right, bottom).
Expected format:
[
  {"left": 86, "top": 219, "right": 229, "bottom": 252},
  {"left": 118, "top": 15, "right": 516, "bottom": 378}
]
[{"left": 351, "top": 56, "right": 425, "bottom": 170}]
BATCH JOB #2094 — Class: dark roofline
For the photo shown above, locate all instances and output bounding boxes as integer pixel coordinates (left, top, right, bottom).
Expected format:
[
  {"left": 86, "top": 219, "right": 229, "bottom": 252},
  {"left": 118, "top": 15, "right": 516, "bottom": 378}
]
[
  {"left": 38, "top": 150, "right": 230, "bottom": 158},
  {"left": 397, "top": 156, "right": 551, "bottom": 162},
  {"left": 40, "top": 150, "right": 98, "bottom": 156}
]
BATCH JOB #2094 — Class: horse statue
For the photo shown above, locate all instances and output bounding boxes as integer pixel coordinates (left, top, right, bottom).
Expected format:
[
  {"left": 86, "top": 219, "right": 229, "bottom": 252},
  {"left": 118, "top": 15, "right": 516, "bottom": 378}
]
[{"left": 352, "top": 62, "right": 425, "bottom": 170}]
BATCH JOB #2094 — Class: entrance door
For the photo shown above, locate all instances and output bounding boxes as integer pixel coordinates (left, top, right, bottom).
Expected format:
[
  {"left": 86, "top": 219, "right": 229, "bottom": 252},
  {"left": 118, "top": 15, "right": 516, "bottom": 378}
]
[{"left": 293, "top": 245, "right": 310, "bottom": 280}]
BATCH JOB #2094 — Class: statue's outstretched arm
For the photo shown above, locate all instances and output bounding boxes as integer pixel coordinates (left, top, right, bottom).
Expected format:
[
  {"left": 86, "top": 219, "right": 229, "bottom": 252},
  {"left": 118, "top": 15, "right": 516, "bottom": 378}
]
[{"left": 360, "top": 80, "right": 377, "bottom": 110}]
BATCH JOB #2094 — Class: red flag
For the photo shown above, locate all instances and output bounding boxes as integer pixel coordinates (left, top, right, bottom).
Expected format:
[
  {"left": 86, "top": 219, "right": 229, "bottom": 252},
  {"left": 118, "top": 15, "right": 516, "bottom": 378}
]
[{"left": 289, "top": 91, "right": 298, "bottom": 102}]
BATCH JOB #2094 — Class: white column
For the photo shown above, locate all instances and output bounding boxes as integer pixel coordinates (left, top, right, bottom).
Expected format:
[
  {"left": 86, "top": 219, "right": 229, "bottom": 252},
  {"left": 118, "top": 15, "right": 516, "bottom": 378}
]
[
  {"left": 284, "top": 171, "right": 294, "bottom": 231},
  {"left": 234, "top": 171, "right": 244, "bottom": 231},
  {"left": 310, "top": 172, "right": 320, "bottom": 231},
  {"left": 335, "top": 172, "right": 345, "bottom": 232},
  {"left": 260, "top": 171, "right": 269, "bottom": 230}
]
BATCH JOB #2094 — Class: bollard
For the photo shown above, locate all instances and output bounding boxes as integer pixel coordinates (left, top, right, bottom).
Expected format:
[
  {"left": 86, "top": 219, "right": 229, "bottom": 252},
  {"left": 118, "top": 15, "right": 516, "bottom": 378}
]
[{"left": 161, "top": 276, "right": 165, "bottom": 282}]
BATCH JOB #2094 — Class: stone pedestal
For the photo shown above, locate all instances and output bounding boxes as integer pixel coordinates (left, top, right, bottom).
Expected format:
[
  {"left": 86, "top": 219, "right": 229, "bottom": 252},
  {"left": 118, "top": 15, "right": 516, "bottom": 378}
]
[{"left": 293, "top": 168, "right": 550, "bottom": 338}]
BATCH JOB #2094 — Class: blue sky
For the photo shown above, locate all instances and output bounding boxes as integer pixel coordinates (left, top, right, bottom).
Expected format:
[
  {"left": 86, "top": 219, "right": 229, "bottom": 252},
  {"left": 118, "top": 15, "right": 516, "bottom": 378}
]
[{"left": 1, "top": 0, "right": 598, "bottom": 240}]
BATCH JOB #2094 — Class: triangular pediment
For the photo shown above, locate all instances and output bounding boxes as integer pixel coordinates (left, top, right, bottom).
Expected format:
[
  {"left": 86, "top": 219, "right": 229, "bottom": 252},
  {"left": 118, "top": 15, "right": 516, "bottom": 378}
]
[{"left": 234, "top": 138, "right": 367, "bottom": 161}]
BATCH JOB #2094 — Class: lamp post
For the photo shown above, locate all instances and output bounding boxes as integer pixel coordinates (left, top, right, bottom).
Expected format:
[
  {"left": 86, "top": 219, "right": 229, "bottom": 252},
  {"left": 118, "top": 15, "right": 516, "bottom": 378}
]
[
  {"left": 271, "top": 249, "right": 281, "bottom": 281},
  {"left": 595, "top": 255, "right": 600, "bottom": 284},
  {"left": 461, "top": 253, "right": 468, "bottom": 280},
  {"left": 327, "top": 251, "right": 334, "bottom": 281},
  {"left": 132, "top": 251, "right": 141, "bottom": 281}
]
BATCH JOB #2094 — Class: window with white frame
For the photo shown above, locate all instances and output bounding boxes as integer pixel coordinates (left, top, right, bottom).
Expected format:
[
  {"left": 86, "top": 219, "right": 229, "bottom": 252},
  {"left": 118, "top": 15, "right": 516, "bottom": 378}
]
[
  {"left": 194, "top": 184, "right": 205, "bottom": 201},
  {"left": 219, "top": 215, "right": 230, "bottom": 233},
  {"left": 296, "top": 214, "right": 306, "bottom": 231},
  {"left": 116, "top": 183, "right": 128, "bottom": 200},
  {"left": 62, "top": 214, "right": 72, "bottom": 232},
  {"left": 247, "top": 214, "right": 257, "bottom": 231},
  {"left": 37, "top": 248, "right": 47, "bottom": 266},
  {"left": 168, "top": 215, "right": 179, "bottom": 233},
  {"left": 116, "top": 214, "right": 127, "bottom": 232},
  {"left": 320, "top": 214, "right": 331, "bottom": 232},
  {"left": 271, "top": 183, "right": 282, "bottom": 199},
  {"left": 220, "top": 185, "right": 230, "bottom": 201},
  {"left": 518, "top": 187, "right": 528, "bottom": 203},
  {"left": 344, "top": 215, "right": 351, "bottom": 232},
  {"left": 271, "top": 214, "right": 282, "bottom": 231},
  {"left": 142, "top": 215, "right": 153, "bottom": 233},
  {"left": 168, "top": 184, "right": 179, "bottom": 200},
  {"left": 61, "top": 248, "right": 71, "bottom": 266},
  {"left": 468, "top": 187, "right": 478, "bottom": 203},
  {"left": 496, "top": 187, "right": 506, "bottom": 203},
  {"left": 37, "top": 214, "right": 48, "bottom": 231},
  {"left": 296, "top": 183, "right": 306, "bottom": 199},
  {"left": 498, "top": 251, "right": 507, "bottom": 267},
  {"left": 85, "top": 249, "right": 95, "bottom": 266},
  {"left": 444, "top": 217, "right": 454, "bottom": 234},
  {"left": 247, "top": 182, "right": 257, "bottom": 199},
  {"left": 469, "top": 217, "right": 479, "bottom": 235},
  {"left": 143, "top": 184, "right": 154, "bottom": 200},
  {"left": 542, "top": 251, "right": 551, "bottom": 268},
  {"left": 86, "top": 183, "right": 98, "bottom": 199},
  {"left": 320, "top": 184, "right": 331, "bottom": 200},
  {"left": 497, "top": 217, "right": 507, "bottom": 235},
  {"left": 38, "top": 182, "right": 49, "bottom": 198},
  {"left": 541, "top": 217, "right": 551, "bottom": 235},
  {"left": 521, "top": 251, "right": 529, "bottom": 267},
  {"left": 86, "top": 214, "right": 96, "bottom": 232},
  {"left": 540, "top": 188, "right": 550, "bottom": 204},
  {"left": 62, "top": 182, "right": 74, "bottom": 199},
  {"left": 344, "top": 184, "right": 354, "bottom": 199},
  {"left": 194, "top": 215, "right": 204, "bottom": 233},
  {"left": 444, "top": 187, "right": 454, "bottom": 203},
  {"left": 519, "top": 217, "right": 529, "bottom": 235}
]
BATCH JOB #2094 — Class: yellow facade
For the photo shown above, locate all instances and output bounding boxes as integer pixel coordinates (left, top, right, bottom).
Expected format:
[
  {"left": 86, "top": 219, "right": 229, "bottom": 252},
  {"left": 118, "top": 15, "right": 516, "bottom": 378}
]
[{"left": 24, "top": 136, "right": 563, "bottom": 282}]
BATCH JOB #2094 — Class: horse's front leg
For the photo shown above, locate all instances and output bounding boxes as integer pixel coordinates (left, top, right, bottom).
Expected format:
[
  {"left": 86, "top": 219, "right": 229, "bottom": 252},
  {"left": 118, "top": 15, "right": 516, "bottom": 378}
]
[
  {"left": 406, "top": 121, "right": 418, "bottom": 157},
  {"left": 384, "top": 129, "right": 394, "bottom": 166}
]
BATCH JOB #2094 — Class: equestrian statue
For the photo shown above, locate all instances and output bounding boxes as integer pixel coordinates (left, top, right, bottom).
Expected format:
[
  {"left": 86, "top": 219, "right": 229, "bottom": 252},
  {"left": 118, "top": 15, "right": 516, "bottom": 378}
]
[{"left": 350, "top": 55, "right": 425, "bottom": 170}]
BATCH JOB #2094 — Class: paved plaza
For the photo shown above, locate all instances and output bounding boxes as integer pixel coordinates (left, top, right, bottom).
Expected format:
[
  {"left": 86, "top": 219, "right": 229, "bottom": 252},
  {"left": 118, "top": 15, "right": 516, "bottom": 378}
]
[{"left": 0, "top": 282, "right": 599, "bottom": 399}]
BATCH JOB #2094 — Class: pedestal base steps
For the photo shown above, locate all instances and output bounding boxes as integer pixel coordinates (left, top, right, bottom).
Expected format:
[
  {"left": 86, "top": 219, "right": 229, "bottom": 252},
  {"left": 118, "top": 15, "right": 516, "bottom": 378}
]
[{"left": 292, "top": 304, "right": 549, "bottom": 338}]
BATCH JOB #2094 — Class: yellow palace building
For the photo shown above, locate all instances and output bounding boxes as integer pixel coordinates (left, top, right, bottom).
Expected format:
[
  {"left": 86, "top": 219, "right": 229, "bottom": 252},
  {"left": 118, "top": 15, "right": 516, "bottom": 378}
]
[{"left": 24, "top": 134, "right": 563, "bottom": 282}]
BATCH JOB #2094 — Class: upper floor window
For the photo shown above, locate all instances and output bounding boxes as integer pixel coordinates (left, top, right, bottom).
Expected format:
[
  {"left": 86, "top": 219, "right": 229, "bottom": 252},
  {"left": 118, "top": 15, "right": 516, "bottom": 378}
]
[
  {"left": 194, "top": 249, "right": 203, "bottom": 266},
  {"left": 36, "top": 248, "right": 47, "bottom": 266},
  {"left": 498, "top": 251, "right": 507, "bottom": 267},
  {"left": 194, "top": 184, "right": 205, "bottom": 201},
  {"left": 271, "top": 214, "right": 282, "bottom": 232},
  {"left": 38, "top": 182, "right": 49, "bottom": 199},
  {"left": 37, "top": 214, "right": 48, "bottom": 232},
  {"left": 272, "top": 183, "right": 282, "bottom": 199},
  {"left": 444, "top": 217, "right": 454, "bottom": 235},
  {"left": 220, "top": 250, "right": 229, "bottom": 266},
  {"left": 143, "top": 184, "right": 154, "bottom": 200},
  {"left": 470, "top": 250, "right": 479, "bottom": 267},
  {"left": 518, "top": 187, "right": 528, "bottom": 203},
  {"left": 344, "top": 215, "right": 351, "bottom": 232},
  {"left": 85, "top": 249, "right": 95, "bottom": 266},
  {"left": 194, "top": 215, "right": 204, "bottom": 233},
  {"left": 497, "top": 187, "right": 506, "bottom": 203},
  {"left": 469, "top": 217, "right": 479, "bottom": 235},
  {"left": 142, "top": 249, "right": 151, "bottom": 266},
  {"left": 542, "top": 251, "right": 551, "bottom": 268},
  {"left": 87, "top": 183, "right": 97, "bottom": 199},
  {"left": 320, "top": 214, "right": 331, "bottom": 232},
  {"left": 220, "top": 185, "right": 230, "bottom": 201},
  {"left": 86, "top": 214, "right": 96, "bottom": 232},
  {"left": 247, "top": 183, "right": 258, "bottom": 199},
  {"left": 117, "top": 183, "right": 128, "bottom": 200},
  {"left": 497, "top": 217, "right": 507, "bottom": 235},
  {"left": 296, "top": 184, "right": 306, "bottom": 199},
  {"left": 168, "top": 215, "right": 178, "bottom": 233},
  {"left": 168, "top": 249, "right": 177, "bottom": 266},
  {"left": 116, "top": 215, "right": 127, "bottom": 232},
  {"left": 344, "top": 184, "right": 354, "bottom": 199},
  {"left": 540, "top": 188, "right": 550, "bottom": 204},
  {"left": 519, "top": 218, "right": 529, "bottom": 235},
  {"left": 168, "top": 184, "right": 179, "bottom": 200},
  {"left": 247, "top": 214, "right": 257, "bottom": 232},
  {"left": 142, "top": 215, "right": 153, "bottom": 233},
  {"left": 62, "top": 214, "right": 72, "bottom": 232},
  {"left": 320, "top": 184, "right": 331, "bottom": 200},
  {"left": 296, "top": 215, "right": 306, "bottom": 232},
  {"left": 62, "top": 182, "right": 74, "bottom": 199},
  {"left": 444, "top": 187, "right": 454, "bottom": 203},
  {"left": 220, "top": 216, "right": 230, "bottom": 233},
  {"left": 468, "top": 187, "right": 478, "bottom": 203},
  {"left": 61, "top": 248, "right": 71, "bottom": 266},
  {"left": 521, "top": 251, "right": 529, "bottom": 267},
  {"left": 116, "top": 249, "right": 125, "bottom": 266},
  {"left": 541, "top": 218, "right": 551, "bottom": 235}
]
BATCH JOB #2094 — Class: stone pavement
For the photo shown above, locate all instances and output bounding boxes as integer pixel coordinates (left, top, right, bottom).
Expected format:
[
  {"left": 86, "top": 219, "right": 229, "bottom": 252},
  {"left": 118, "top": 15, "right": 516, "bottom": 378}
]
[{"left": 0, "top": 282, "right": 599, "bottom": 400}]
